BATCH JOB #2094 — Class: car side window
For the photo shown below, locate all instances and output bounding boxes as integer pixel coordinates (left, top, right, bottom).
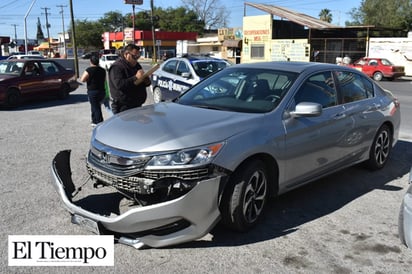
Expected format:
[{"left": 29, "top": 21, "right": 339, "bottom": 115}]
[
  {"left": 336, "top": 71, "right": 370, "bottom": 103},
  {"left": 176, "top": 61, "right": 190, "bottom": 76},
  {"left": 368, "top": 60, "right": 378, "bottom": 66},
  {"left": 163, "top": 60, "right": 177, "bottom": 74},
  {"left": 43, "top": 62, "right": 59, "bottom": 75},
  {"left": 294, "top": 71, "right": 337, "bottom": 108},
  {"left": 24, "top": 62, "right": 40, "bottom": 76}
]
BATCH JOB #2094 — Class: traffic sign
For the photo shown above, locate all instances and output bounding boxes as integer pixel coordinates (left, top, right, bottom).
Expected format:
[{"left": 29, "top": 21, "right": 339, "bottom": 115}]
[{"left": 124, "top": 0, "right": 143, "bottom": 4}]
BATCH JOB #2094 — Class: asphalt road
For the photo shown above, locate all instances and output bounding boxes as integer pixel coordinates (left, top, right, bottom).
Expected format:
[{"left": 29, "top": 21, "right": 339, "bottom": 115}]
[{"left": 1, "top": 60, "right": 412, "bottom": 273}]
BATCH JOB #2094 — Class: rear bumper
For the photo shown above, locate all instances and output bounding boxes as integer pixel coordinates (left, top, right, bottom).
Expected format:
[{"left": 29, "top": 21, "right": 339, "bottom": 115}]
[
  {"left": 51, "top": 150, "right": 222, "bottom": 249},
  {"left": 386, "top": 72, "right": 405, "bottom": 79},
  {"left": 69, "top": 80, "right": 80, "bottom": 91}
]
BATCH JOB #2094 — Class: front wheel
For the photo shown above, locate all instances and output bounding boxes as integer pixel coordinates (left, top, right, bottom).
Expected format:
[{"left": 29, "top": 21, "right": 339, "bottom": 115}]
[
  {"left": 58, "top": 84, "right": 70, "bottom": 100},
  {"left": 220, "top": 160, "right": 268, "bottom": 232},
  {"left": 6, "top": 88, "right": 21, "bottom": 108},
  {"left": 364, "top": 124, "right": 392, "bottom": 170},
  {"left": 153, "top": 87, "right": 162, "bottom": 103}
]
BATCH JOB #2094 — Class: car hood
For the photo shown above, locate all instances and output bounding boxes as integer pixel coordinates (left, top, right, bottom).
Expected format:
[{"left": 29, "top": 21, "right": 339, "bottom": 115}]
[
  {"left": 0, "top": 74, "right": 18, "bottom": 82},
  {"left": 94, "top": 102, "right": 262, "bottom": 152}
]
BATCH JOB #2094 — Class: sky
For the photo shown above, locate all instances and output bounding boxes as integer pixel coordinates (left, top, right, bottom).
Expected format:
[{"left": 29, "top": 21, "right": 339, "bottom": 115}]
[{"left": 0, "top": 0, "right": 361, "bottom": 41}]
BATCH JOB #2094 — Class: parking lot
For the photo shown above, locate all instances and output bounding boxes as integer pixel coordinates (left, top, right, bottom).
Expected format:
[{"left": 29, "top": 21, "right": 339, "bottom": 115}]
[{"left": 1, "top": 60, "right": 412, "bottom": 273}]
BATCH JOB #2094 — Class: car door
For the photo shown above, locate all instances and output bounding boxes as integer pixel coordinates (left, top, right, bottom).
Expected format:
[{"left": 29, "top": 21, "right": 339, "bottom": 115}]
[
  {"left": 173, "top": 60, "right": 197, "bottom": 94},
  {"left": 360, "top": 59, "right": 378, "bottom": 77},
  {"left": 19, "top": 61, "right": 48, "bottom": 98},
  {"left": 335, "top": 70, "right": 383, "bottom": 152},
  {"left": 153, "top": 59, "right": 179, "bottom": 101},
  {"left": 40, "top": 61, "right": 63, "bottom": 95},
  {"left": 282, "top": 71, "right": 354, "bottom": 187}
]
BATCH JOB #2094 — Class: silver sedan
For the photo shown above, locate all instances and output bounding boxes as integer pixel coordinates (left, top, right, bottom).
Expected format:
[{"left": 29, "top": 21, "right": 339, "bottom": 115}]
[{"left": 51, "top": 61, "right": 401, "bottom": 249}]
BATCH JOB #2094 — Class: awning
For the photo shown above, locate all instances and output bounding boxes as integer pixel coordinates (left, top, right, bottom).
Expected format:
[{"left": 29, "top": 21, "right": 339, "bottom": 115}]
[
  {"left": 223, "top": 39, "right": 242, "bottom": 48},
  {"left": 33, "top": 42, "right": 58, "bottom": 50},
  {"left": 34, "top": 42, "right": 50, "bottom": 51}
]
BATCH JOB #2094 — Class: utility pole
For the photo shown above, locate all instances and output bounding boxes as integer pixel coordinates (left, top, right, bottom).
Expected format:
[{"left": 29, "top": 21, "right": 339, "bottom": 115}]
[
  {"left": 69, "top": 0, "right": 79, "bottom": 78},
  {"left": 150, "top": 0, "right": 157, "bottom": 63},
  {"left": 57, "top": 4, "right": 67, "bottom": 58},
  {"left": 11, "top": 24, "right": 18, "bottom": 42},
  {"left": 41, "top": 7, "right": 51, "bottom": 55}
]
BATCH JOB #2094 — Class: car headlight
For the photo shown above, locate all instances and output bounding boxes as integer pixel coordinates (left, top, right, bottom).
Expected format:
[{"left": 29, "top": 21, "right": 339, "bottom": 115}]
[{"left": 146, "top": 142, "right": 224, "bottom": 168}]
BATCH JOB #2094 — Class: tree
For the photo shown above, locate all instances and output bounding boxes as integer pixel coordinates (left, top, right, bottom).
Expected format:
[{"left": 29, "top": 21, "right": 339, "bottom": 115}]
[
  {"left": 123, "top": 7, "right": 205, "bottom": 33},
  {"left": 69, "top": 6, "right": 208, "bottom": 50},
  {"left": 319, "top": 9, "right": 332, "bottom": 23},
  {"left": 181, "top": 0, "right": 230, "bottom": 29},
  {"left": 36, "top": 17, "right": 45, "bottom": 43},
  {"left": 347, "top": 0, "right": 412, "bottom": 30},
  {"left": 98, "top": 11, "right": 125, "bottom": 32},
  {"left": 68, "top": 19, "right": 105, "bottom": 49}
]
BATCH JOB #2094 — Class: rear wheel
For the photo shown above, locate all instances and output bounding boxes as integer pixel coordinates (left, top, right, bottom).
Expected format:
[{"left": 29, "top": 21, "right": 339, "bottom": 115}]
[
  {"left": 6, "top": 88, "right": 21, "bottom": 108},
  {"left": 364, "top": 124, "right": 392, "bottom": 170},
  {"left": 220, "top": 160, "right": 268, "bottom": 232},
  {"left": 373, "top": 71, "right": 383, "bottom": 81},
  {"left": 153, "top": 87, "right": 162, "bottom": 103}
]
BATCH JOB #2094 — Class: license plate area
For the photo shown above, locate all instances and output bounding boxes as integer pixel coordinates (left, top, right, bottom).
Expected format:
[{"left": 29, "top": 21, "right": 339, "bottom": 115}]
[{"left": 71, "top": 214, "right": 100, "bottom": 234}]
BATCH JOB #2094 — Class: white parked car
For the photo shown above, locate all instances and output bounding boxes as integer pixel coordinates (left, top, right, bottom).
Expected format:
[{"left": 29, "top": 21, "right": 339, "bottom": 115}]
[
  {"left": 7, "top": 55, "right": 45, "bottom": 60},
  {"left": 28, "top": 50, "right": 43, "bottom": 56},
  {"left": 99, "top": 54, "right": 119, "bottom": 70}
]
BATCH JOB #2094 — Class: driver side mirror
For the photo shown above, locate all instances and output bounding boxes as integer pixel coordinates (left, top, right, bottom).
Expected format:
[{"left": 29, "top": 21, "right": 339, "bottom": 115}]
[
  {"left": 290, "top": 102, "right": 322, "bottom": 117},
  {"left": 181, "top": 72, "right": 191, "bottom": 79}
]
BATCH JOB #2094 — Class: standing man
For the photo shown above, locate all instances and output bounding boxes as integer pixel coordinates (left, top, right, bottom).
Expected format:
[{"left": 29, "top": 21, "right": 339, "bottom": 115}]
[{"left": 108, "top": 44, "right": 151, "bottom": 114}]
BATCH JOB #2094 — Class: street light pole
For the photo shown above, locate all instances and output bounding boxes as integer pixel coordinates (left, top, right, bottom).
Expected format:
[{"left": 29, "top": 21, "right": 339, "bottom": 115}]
[{"left": 24, "top": 0, "right": 37, "bottom": 54}]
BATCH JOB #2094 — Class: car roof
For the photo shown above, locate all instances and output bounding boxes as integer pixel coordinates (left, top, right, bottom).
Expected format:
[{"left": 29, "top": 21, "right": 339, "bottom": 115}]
[
  {"left": 228, "top": 61, "right": 347, "bottom": 74},
  {"left": 3, "top": 59, "right": 61, "bottom": 65},
  {"left": 172, "top": 54, "right": 229, "bottom": 63}
]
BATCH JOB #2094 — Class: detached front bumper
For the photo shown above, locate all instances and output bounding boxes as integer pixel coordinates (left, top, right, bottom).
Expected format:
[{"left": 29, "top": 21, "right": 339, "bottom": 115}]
[{"left": 51, "top": 150, "right": 222, "bottom": 249}]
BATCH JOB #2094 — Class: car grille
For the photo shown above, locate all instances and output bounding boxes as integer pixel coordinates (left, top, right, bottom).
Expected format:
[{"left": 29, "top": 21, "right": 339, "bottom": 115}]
[
  {"left": 87, "top": 150, "right": 149, "bottom": 177},
  {"left": 142, "top": 168, "right": 210, "bottom": 180}
]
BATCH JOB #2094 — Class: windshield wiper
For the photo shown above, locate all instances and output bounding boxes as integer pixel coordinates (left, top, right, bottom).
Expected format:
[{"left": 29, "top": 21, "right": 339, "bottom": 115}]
[{"left": 190, "top": 104, "right": 231, "bottom": 111}]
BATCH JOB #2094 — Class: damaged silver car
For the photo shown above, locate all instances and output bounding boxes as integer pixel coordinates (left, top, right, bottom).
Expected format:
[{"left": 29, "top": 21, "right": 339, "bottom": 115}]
[{"left": 52, "top": 61, "right": 400, "bottom": 249}]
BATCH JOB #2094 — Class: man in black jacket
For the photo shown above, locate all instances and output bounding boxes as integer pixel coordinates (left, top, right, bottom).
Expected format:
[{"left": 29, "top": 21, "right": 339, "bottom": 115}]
[{"left": 108, "top": 44, "right": 151, "bottom": 114}]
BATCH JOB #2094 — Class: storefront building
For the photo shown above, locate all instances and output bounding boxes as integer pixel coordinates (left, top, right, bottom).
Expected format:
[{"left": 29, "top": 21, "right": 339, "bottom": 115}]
[{"left": 102, "top": 28, "right": 197, "bottom": 60}]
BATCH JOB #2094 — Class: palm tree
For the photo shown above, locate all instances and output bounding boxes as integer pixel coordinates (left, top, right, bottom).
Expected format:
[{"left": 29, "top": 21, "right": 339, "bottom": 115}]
[{"left": 319, "top": 9, "right": 333, "bottom": 23}]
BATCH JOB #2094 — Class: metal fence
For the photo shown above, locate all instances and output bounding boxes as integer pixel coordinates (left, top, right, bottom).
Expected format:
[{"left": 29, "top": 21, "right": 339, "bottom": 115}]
[{"left": 310, "top": 37, "right": 368, "bottom": 64}]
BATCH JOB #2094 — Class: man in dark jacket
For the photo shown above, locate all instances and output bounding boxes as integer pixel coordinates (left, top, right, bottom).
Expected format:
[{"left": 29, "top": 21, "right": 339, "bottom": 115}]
[{"left": 108, "top": 44, "right": 151, "bottom": 114}]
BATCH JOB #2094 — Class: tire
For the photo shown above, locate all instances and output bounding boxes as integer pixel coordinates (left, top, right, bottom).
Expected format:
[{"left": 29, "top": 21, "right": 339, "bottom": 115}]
[
  {"left": 153, "top": 87, "right": 162, "bottom": 103},
  {"left": 6, "top": 88, "right": 21, "bottom": 108},
  {"left": 58, "top": 84, "right": 70, "bottom": 100},
  {"left": 364, "top": 124, "right": 392, "bottom": 170},
  {"left": 373, "top": 71, "right": 383, "bottom": 81},
  {"left": 220, "top": 160, "right": 268, "bottom": 232}
]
